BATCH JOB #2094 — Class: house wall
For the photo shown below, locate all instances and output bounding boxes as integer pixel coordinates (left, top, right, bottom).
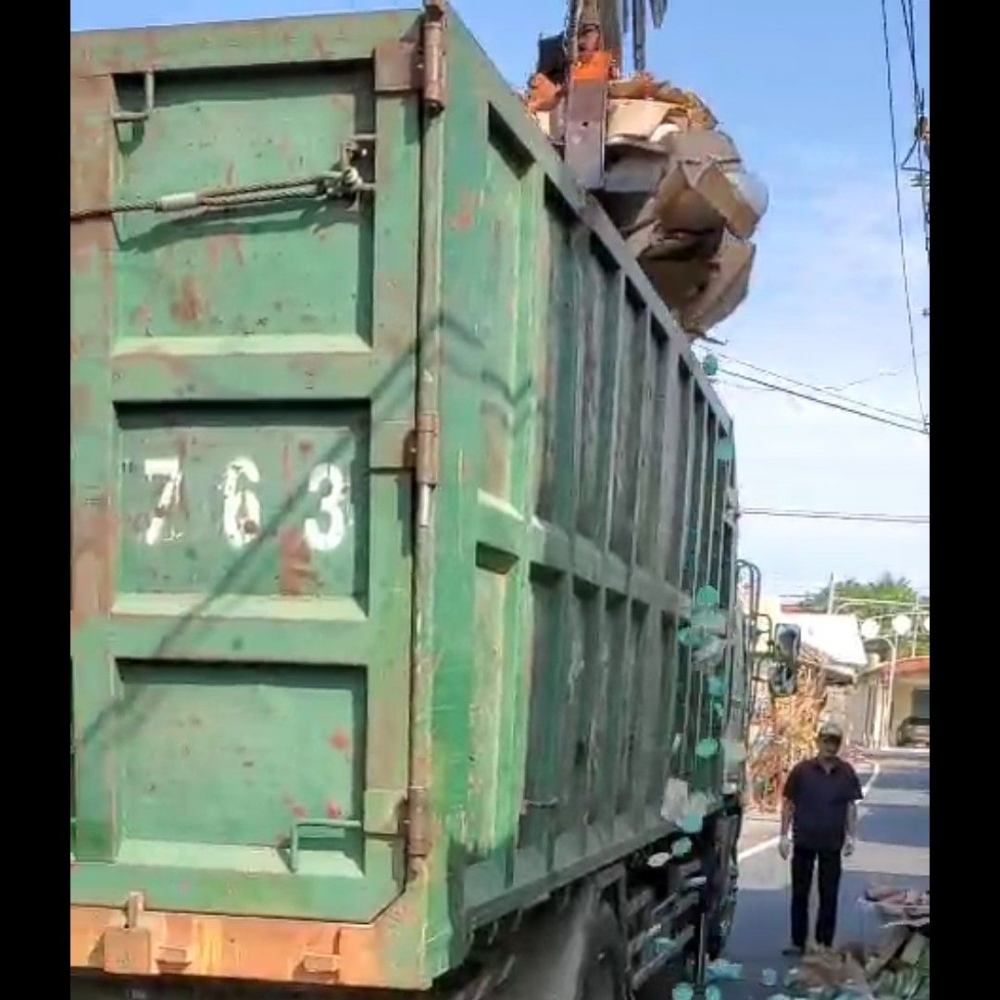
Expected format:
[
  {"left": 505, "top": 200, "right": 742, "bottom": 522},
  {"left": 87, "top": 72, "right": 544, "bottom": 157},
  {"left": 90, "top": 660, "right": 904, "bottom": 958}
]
[{"left": 890, "top": 671, "right": 930, "bottom": 735}]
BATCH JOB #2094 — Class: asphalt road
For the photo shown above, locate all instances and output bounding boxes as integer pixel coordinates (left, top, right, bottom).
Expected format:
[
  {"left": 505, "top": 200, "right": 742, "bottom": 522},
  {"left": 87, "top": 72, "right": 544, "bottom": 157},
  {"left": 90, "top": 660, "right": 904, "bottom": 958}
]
[{"left": 714, "top": 750, "right": 930, "bottom": 999}]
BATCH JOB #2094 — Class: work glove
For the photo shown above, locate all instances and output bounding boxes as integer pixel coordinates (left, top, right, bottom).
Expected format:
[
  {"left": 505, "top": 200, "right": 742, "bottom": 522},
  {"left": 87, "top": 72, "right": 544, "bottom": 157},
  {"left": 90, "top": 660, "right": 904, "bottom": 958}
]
[
  {"left": 843, "top": 836, "right": 856, "bottom": 858},
  {"left": 778, "top": 836, "right": 791, "bottom": 861}
]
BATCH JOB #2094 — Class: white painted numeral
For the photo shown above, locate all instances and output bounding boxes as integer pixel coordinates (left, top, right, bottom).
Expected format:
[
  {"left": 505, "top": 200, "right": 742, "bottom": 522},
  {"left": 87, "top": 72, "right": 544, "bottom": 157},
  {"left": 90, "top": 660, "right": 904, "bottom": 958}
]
[
  {"left": 143, "top": 455, "right": 349, "bottom": 552},
  {"left": 222, "top": 457, "right": 262, "bottom": 549},
  {"left": 304, "top": 463, "right": 349, "bottom": 552},
  {"left": 144, "top": 457, "right": 183, "bottom": 545}
]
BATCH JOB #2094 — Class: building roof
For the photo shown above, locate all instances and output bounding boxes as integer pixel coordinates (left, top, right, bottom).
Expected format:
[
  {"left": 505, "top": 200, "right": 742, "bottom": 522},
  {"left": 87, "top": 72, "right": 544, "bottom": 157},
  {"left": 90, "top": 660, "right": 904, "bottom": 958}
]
[{"left": 893, "top": 655, "right": 929, "bottom": 678}]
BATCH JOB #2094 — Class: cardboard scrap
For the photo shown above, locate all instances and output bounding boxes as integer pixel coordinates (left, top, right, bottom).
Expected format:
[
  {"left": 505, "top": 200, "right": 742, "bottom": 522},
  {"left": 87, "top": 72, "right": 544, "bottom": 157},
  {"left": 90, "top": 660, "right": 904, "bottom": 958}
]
[
  {"left": 779, "top": 906, "right": 930, "bottom": 1000},
  {"left": 863, "top": 885, "right": 930, "bottom": 922}
]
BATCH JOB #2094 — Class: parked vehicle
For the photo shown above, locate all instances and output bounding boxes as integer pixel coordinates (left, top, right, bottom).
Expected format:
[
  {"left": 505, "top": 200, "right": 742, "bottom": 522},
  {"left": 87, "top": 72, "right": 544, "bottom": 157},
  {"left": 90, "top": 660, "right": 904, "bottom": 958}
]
[
  {"left": 71, "top": 4, "right": 764, "bottom": 998},
  {"left": 897, "top": 716, "right": 930, "bottom": 747}
]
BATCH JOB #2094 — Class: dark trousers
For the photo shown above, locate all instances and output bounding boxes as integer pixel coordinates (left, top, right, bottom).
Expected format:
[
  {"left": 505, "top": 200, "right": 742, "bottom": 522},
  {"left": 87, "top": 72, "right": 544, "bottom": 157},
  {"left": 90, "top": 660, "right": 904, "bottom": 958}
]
[{"left": 790, "top": 846, "right": 843, "bottom": 948}]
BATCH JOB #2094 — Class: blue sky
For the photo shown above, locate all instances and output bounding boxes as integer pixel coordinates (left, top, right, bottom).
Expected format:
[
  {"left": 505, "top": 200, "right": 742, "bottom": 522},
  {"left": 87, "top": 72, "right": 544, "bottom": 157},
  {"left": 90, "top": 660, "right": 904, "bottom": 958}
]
[{"left": 71, "top": 0, "right": 930, "bottom": 598}]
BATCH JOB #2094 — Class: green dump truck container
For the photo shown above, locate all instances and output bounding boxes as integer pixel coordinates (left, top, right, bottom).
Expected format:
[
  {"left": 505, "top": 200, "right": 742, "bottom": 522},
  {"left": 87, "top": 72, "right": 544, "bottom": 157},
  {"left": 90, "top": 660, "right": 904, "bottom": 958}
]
[{"left": 71, "top": 5, "right": 754, "bottom": 997}]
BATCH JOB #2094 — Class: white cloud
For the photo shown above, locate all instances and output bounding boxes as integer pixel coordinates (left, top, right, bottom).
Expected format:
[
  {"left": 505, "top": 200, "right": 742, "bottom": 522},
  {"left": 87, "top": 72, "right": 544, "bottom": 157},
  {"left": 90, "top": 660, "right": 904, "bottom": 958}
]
[{"left": 711, "top": 153, "right": 929, "bottom": 596}]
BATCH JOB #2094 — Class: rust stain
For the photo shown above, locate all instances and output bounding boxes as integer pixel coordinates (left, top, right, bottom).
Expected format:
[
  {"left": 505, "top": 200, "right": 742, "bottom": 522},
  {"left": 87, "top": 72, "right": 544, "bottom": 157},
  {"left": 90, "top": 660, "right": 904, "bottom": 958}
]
[
  {"left": 71, "top": 242, "right": 95, "bottom": 275},
  {"left": 206, "top": 233, "right": 245, "bottom": 269},
  {"left": 282, "top": 442, "right": 292, "bottom": 485},
  {"left": 72, "top": 895, "right": 423, "bottom": 984},
  {"left": 329, "top": 730, "right": 351, "bottom": 753},
  {"left": 171, "top": 275, "right": 206, "bottom": 324},
  {"left": 278, "top": 528, "right": 320, "bottom": 596},
  {"left": 129, "top": 304, "right": 153, "bottom": 328},
  {"left": 291, "top": 803, "right": 307, "bottom": 819},
  {"left": 449, "top": 191, "right": 477, "bottom": 232},
  {"left": 326, "top": 801, "right": 342, "bottom": 819},
  {"left": 71, "top": 496, "right": 118, "bottom": 630},
  {"left": 298, "top": 440, "right": 314, "bottom": 457},
  {"left": 71, "top": 385, "right": 92, "bottom": 427}
]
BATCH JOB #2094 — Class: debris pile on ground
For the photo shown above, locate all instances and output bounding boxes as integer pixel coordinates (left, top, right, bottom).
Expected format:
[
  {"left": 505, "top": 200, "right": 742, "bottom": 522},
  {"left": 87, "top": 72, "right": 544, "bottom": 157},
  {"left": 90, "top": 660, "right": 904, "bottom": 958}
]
[
  {"left": 863, "top": 884, "right": 930, "bottom": 922},
  {"left": 778, "top": 891, "right": 930, "bottom": 999}
]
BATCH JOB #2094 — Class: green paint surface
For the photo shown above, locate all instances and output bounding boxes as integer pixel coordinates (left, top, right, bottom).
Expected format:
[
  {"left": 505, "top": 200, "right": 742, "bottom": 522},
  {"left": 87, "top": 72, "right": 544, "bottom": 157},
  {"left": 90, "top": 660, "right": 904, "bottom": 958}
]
[{"left": 71, "top": 6, "right": 750, "bottom": 989}]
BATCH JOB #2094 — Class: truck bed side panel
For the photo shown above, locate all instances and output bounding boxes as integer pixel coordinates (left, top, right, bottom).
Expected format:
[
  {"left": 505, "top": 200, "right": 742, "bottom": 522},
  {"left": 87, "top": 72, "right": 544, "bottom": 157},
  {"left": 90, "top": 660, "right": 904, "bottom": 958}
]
[{"left": 423, "top": 15, "right": 738, "bottom": 968}]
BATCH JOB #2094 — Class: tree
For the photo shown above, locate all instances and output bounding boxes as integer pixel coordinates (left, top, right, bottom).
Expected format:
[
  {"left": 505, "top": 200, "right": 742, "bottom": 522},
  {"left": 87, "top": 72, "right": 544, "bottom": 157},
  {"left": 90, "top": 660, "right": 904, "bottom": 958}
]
[{"left": 805, "top": 574, "right": 929, "bottom": 658}]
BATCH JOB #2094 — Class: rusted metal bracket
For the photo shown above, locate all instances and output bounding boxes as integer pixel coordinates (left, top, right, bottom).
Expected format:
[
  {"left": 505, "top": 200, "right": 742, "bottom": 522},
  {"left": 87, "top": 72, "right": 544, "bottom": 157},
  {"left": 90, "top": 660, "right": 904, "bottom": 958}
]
[
  {"left": 405, "top": 785, "right": 431, "bottom": 859},
  {"left": 300, "top": 947, "right": 341, "bottom": 976},
  {"left": 373, "top": 0, "right": 447, "bottom": 113},
  {"left": 101, "top": 892, "right": 195, "bottom": 976},
  {"left": 112, "top": 70, "right": 155, "bottom": 124}
]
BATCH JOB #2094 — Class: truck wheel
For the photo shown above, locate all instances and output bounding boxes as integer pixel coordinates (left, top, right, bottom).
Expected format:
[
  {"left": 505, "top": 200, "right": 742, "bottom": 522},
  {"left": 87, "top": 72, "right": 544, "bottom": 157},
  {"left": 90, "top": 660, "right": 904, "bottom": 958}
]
[
  {"left": 578, "top": 904, "right": 629, "bottom": 1000},
  {"left": 706, "top": 854, "right": 739, "bottom": 960}
]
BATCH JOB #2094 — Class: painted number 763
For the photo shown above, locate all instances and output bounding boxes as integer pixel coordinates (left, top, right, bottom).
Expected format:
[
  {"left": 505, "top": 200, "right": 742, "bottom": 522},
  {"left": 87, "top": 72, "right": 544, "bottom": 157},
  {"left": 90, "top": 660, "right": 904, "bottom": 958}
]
[{"left": 142, "top": 456, "right": 350, "bottom": 552}]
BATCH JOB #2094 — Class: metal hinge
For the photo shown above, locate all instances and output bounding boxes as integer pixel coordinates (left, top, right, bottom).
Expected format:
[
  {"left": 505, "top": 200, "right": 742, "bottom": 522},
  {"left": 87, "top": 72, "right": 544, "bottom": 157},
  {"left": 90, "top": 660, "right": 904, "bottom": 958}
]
[
  {"left": 373, "top": 0, "right": 447, "bottom": 113},
  {"left": 405, "top": 785, "right": 431, "bottom": 859},
  {"left": 415, "top": 412, "right": 440, "bottom": 488},
  {"left": 414, "top": 411, "right": 439, "bottom": 529}
]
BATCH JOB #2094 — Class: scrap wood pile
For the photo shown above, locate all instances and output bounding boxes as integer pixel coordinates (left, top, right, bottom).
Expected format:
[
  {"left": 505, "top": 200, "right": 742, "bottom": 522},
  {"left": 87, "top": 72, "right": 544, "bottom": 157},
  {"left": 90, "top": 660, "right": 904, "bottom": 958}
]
[
  {"left": 779, "top": 887, "right": 930, "bottom": 999},
  {"left": 746, "top": 655, "right": 825, "bottom": 812},
  {"left": 521, "top": 47, "right": 768, "bottom": 339}
]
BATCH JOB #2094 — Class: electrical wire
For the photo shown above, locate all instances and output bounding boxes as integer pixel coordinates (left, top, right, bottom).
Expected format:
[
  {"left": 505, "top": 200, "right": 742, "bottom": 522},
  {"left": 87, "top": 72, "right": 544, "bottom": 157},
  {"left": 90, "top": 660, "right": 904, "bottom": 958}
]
[
  {"left": 716, "top": 370, "right": 927, "bottom": 435},
  {"left": 739, "top": 508, "right": 928, "bottom": 524},
  {"left": 878, "top": 0, "right": 928, "bottom": 432},
  {"left": 712, "top": 351, "right": 924, "bottom": 424},
  {"left": 824, "top": 352, "right": 927, "bottom": 391},
  {"left": 897, "top": 0, "right": 930, "bottom": 256}
]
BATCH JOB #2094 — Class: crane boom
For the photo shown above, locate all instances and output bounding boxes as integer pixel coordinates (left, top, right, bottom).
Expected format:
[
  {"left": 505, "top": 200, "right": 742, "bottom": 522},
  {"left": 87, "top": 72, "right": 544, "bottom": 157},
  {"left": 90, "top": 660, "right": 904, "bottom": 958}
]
[{"left": 529, "top": 2, "right": 669, "bottom": 187}]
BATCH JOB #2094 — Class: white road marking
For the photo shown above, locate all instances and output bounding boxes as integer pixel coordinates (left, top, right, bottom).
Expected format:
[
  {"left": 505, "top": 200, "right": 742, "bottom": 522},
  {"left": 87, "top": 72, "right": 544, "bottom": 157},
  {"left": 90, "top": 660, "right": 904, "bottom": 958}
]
[{"left": 737, "top": 762, "right": 882, "bottom": 862}]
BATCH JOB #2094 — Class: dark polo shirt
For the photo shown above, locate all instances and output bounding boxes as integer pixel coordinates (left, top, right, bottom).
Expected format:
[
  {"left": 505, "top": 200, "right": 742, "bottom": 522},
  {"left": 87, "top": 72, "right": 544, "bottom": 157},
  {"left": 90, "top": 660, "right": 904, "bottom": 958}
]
[{"left": 783, "top": 756, "right": 864, "bottom": 851}]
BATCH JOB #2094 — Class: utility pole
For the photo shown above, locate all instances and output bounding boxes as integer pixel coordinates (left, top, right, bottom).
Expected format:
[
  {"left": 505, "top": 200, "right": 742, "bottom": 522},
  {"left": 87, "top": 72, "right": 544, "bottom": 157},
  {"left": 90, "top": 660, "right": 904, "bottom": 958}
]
[{"left": 825, "top": 573, "right": 836, "bottom": 614}]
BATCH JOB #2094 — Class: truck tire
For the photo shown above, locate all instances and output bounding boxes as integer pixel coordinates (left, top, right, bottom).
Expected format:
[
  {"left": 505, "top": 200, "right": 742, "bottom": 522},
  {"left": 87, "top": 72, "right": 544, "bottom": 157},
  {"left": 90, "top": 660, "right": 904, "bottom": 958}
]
[
  {"left": 493, "top": 894, "right": 629, "bottom": 1000},
  {"left": 577, "top": 904, "right": 629, "bottom": 1000}
]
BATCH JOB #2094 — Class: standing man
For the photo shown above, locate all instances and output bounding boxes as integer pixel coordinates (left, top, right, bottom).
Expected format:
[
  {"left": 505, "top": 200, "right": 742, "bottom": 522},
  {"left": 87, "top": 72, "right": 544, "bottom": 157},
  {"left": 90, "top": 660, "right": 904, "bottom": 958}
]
[{"left": 778, "top": 721, "right": 864, "bottom": 956}]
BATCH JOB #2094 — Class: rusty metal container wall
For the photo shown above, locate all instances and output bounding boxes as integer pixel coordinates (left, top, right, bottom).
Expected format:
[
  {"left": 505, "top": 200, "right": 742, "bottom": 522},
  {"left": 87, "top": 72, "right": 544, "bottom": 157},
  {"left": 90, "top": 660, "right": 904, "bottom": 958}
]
[
  {"left": 70, "top": 6, "right": 739, "bottom": 993},
  {"left": 422, "top": 13, "right": 739, "bottom": 973},
  {"left": 71, "top": 10, "right": 431, "bottom": 989}
]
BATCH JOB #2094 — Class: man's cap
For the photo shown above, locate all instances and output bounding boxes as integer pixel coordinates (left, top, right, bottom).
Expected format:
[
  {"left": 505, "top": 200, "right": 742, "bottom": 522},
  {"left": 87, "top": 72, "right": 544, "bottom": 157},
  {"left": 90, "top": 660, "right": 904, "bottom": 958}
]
[{"left": 818, "top": 720, "right": 843, "bottom": 740}]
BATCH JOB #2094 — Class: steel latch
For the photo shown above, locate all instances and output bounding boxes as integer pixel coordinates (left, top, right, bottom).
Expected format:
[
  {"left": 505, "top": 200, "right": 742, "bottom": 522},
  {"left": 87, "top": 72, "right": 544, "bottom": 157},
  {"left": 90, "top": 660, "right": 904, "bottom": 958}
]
[{"left": 101, "top": 892, "right": 195, "bottom": 975}]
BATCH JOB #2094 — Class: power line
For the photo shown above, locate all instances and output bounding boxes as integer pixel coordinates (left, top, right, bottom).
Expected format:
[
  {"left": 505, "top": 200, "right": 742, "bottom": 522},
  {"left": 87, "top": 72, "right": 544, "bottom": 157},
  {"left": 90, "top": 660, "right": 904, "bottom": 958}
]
[
  {"left": 717, "top": 370, "right": 928, "bottom": 435},
  {"left": 825, "top": 352, "right": 927, "bottom": 391},
  {"left": 713, "top": 351, "right": 924, "bottom": 424},
  {"left": 897, "top": 0, "right": 930, "bottom": 256},
  {"left": 878, "top": 0, "right": 928, "bottom": 431},
  {"left": 740, "top": 508, "right": 928, "bottom": 524}
]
